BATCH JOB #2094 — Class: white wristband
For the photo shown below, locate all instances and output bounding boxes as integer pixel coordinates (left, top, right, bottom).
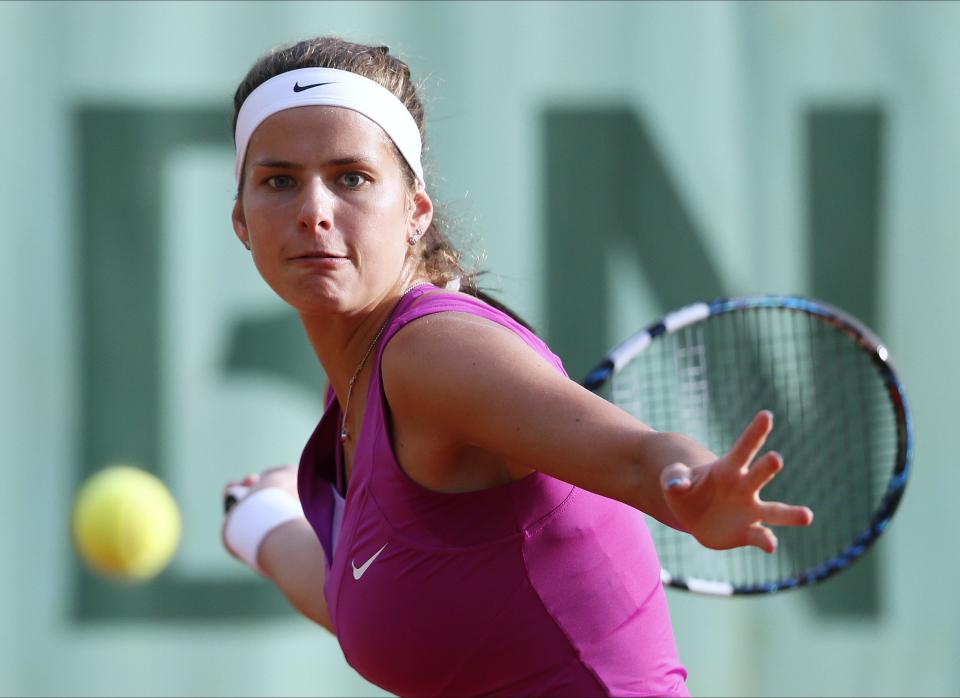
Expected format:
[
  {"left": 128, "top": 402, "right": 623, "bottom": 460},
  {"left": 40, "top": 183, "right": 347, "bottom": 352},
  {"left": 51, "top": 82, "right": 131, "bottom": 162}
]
[{"left": 224, "top": 487, "right": 305, "bottom": 575}]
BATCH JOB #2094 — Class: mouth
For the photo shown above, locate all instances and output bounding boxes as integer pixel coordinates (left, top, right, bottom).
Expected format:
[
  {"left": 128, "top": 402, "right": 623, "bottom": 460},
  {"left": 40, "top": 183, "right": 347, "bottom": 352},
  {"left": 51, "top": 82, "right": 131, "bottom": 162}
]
[{"left": 290, "top": 251, "right": 348, "bottom": 261}]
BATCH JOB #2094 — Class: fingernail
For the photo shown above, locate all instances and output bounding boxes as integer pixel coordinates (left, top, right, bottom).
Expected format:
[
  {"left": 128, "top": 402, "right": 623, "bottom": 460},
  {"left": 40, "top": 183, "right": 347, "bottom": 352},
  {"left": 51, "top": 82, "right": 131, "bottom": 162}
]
[{"left": 666, "top": 477, "right": 689, "bottom": 490}]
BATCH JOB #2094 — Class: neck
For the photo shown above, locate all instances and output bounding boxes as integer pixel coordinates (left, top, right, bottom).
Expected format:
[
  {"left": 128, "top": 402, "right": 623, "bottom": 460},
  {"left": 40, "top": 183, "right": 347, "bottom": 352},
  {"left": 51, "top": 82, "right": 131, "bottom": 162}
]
[{"left": 299, "top": 279, "right": 428, "bottom": 402}]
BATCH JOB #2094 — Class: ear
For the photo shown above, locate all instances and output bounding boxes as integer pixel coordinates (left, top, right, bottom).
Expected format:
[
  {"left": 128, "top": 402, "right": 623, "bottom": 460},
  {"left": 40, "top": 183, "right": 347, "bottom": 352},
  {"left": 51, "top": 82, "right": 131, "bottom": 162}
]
[
  {"left": 409, "top": 187, "right": 434, "bottom": 237},
  {"left": 232, "top": 199, "right": 251, "bottom": 249}
]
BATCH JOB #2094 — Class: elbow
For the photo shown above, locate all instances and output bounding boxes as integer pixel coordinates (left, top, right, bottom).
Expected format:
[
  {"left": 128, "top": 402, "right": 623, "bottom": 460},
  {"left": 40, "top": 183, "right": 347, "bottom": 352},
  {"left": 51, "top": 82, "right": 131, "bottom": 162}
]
[
  {"left": 305, "top": 607, "right": 336, "bottom": 634},
  {"left": 290, "top": 595, "right": 335, "bottom": 634}
]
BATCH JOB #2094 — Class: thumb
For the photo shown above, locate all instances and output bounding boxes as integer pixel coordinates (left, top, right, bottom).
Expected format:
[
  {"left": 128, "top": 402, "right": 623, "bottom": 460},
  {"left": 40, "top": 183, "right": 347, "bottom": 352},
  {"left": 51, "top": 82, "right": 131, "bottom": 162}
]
[{"left": 660, "top": 462, "right": 693, "bottom": 495}]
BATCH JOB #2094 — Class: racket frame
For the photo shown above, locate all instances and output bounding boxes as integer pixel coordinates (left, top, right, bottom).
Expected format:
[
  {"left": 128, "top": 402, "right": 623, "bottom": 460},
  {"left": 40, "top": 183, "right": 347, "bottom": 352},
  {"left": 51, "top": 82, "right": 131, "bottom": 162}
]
[{"left": 582, "top": 295, "right": 913, "bottom": 595}]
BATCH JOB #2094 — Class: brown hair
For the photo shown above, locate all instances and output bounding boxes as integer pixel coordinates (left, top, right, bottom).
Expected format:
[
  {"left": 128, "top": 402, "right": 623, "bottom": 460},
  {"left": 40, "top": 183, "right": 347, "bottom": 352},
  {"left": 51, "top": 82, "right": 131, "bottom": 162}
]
[{"left": 232, "top": 37, "right": 479, "bottom": 292}]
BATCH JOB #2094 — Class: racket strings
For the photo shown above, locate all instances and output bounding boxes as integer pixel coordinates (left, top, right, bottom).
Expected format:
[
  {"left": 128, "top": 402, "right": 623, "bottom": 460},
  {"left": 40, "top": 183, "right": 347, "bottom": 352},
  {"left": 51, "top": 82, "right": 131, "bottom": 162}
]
[{"left": 611, "top": 307, "right": 900, "bottom": 590}]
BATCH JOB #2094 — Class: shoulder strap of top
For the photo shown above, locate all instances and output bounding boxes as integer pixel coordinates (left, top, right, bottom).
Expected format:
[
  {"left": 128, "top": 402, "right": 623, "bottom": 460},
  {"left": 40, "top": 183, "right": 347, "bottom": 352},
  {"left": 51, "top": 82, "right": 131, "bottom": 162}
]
[{"left": 377, "top": 284, "right": 566, "bottom": 376}]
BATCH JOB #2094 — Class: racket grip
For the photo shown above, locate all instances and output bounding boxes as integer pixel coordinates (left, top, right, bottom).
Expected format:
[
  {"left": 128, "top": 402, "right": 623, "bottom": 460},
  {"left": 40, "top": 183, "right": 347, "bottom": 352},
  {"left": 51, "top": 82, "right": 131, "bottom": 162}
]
[{"left": 224, "top": 484, "right": 250, "bottom": 514}]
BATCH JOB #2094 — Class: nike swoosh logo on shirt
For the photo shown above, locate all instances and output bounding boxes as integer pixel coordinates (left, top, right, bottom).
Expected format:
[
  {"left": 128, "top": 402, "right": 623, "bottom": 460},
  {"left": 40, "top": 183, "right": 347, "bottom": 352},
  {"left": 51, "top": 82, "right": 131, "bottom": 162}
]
[
  {"left": 352, "top": 543, "right": 388, "bottom": 580},
  {"left": 293, "top": 81, "right": 335, "bottom": 93}
]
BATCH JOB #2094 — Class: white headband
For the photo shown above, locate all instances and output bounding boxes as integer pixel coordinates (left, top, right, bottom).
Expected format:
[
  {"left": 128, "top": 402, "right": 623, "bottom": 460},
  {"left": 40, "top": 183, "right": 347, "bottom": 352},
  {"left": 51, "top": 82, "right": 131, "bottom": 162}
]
[{"left": 234, "top": 67, "right": 424, "bottom": 185}]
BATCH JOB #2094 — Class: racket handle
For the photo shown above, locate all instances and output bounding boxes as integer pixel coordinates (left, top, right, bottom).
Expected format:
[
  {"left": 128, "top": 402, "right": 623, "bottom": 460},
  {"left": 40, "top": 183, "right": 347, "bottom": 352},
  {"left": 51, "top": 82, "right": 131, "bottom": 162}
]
[{"left": 224, "top": 484, "right": 250, "bottom": 514}]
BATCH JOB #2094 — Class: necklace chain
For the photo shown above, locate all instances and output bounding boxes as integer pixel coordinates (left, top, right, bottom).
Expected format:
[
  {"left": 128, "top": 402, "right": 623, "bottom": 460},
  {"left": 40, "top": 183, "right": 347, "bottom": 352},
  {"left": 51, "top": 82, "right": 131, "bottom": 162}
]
[{"left": 339, "top": 282, "right": 428, "bottom": 442}]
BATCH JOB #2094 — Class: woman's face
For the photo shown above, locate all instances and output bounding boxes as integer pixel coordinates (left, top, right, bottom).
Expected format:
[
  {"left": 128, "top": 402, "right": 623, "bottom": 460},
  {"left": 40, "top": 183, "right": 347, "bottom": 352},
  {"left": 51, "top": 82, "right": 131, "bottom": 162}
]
[{"left": 232, "top": 105, "right": 432, "bottom": 316}]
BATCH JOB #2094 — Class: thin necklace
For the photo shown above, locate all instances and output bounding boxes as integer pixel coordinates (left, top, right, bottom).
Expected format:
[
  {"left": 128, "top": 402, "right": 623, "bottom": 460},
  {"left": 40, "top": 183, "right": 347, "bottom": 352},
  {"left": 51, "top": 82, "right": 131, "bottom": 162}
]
[{"left": 339, "top": 281, "right": 428, "bottom": 442}]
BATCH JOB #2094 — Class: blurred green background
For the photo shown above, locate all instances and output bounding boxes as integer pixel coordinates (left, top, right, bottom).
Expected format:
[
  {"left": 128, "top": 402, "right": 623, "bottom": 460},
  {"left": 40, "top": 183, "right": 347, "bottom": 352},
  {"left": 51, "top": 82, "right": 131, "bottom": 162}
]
[{"left": 2, "top": 1, "right": 958, "bottom": 695}]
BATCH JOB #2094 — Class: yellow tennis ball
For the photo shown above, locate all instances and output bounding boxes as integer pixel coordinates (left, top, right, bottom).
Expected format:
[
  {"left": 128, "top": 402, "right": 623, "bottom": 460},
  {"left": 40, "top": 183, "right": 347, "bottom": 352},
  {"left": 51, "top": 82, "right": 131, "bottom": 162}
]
[{"left": 71, "top": 465, "right": 181, "bottom": 582}]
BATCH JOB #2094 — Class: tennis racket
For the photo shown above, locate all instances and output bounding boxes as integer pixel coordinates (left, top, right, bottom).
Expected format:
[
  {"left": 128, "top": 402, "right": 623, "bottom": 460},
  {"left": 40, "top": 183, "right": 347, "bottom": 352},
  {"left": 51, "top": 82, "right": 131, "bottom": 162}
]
[
  {"left": 224, "top": 486, "right": 246, "bottom": 513},
  {"left": 581, "top": 296, "right": 912, "bottom": 595}
]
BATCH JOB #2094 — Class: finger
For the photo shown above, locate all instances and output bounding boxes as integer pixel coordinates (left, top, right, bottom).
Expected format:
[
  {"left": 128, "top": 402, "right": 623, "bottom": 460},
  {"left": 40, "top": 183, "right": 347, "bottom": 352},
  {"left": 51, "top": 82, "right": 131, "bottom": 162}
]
[
  {"left": 745, "top": 451, "right": 783, "bottom": 492},
  {"left": 758, "top": 501, "right": 814, "bottom": 527},
  {"left": 261, "top": 465, "right": 292, "bottom": 477},
  {"left": 745, "top": 523, "right": 778, "bottom": 554},
  {"left": 242, "top": 473, "right": 261, "bottom": 486},
  {"left": 727, "top": 411, "right": 774, "bottom": 469},
  {"left": 660, "top": 462, "right": 693, "bottom": 494}
]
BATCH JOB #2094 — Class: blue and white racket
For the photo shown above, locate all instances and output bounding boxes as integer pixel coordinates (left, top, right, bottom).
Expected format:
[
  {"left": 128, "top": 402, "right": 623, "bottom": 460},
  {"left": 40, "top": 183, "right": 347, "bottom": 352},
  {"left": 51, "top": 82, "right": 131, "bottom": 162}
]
[{"left": 582, "top": 296, "right": 913, "bottom": 595}]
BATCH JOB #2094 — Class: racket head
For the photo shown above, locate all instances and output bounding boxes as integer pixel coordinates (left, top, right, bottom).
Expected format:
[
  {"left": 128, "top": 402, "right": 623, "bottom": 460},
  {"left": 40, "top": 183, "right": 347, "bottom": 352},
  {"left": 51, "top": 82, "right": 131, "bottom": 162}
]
[{"left": 584, "top": 296, "right": 912, "bottom": 595}]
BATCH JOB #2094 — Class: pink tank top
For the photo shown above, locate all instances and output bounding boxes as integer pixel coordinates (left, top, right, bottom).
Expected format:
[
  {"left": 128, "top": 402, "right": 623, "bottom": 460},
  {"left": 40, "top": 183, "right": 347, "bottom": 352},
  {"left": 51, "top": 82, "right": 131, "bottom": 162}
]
[{"left": 298, "top": 285, "right": 688, "bottom": 697}]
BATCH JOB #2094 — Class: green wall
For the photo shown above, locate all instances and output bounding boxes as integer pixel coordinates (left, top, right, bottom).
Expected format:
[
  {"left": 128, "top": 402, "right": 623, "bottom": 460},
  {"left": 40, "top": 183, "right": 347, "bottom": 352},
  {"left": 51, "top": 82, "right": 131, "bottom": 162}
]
[{"left": 3, "top": 1, "right": 959, "bottom": 695}]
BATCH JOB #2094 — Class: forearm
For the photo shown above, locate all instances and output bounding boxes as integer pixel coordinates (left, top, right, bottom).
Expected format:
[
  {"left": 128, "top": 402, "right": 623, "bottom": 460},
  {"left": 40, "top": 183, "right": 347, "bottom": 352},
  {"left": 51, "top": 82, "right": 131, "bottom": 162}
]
[{"left": 258, "top": 519, "right": 335, "bottom": 633}]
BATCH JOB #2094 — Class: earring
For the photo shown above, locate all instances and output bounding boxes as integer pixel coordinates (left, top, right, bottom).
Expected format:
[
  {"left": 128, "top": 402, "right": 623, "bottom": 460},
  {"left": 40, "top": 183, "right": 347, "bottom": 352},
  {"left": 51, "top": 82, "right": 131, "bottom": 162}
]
[
  {"left": 243, "top": 241, "right": 251, "bottom": 251},
  {"left": 408, "top": 228, "right": 423, "bottom": 246}
]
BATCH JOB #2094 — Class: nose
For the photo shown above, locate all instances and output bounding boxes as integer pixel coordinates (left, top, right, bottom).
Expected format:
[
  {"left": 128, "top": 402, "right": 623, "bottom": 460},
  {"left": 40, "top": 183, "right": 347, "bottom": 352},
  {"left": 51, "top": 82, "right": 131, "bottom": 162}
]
[{"left": 297, "top": 179, "right": 334, "bottom": 234}]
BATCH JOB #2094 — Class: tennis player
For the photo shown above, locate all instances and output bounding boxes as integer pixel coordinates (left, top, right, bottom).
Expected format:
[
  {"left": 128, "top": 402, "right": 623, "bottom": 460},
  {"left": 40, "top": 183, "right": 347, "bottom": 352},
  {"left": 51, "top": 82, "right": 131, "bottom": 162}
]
[{"left": 221, "top": 36, "right": 813, "bottom": 697}]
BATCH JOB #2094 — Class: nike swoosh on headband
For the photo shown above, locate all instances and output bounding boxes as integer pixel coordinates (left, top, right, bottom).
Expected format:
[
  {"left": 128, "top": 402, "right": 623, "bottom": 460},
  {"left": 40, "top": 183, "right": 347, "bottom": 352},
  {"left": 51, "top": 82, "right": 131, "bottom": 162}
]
[{"left": 292, "top": 81, "right": 336, "bottom": 93}]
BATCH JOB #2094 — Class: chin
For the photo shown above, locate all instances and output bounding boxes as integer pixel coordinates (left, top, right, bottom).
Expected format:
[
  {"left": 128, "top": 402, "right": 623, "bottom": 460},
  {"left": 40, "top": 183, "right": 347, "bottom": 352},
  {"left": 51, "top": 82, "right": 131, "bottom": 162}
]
[
  {"left": 266, "top": 273, "right": 341, "bottom": 311},
  {"left": 285, "top": 292, "right": 346, "bottom": 317}
]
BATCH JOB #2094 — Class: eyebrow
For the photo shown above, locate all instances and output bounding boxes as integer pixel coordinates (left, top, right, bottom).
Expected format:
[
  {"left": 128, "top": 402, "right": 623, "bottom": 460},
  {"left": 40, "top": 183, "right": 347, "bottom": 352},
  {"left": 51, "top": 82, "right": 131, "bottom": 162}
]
[
  {"left": 250, "top": 156, "right": 377, "bottom": 169},
  {"left": 250, "top": 159, "right": 304, "bottom": 170}
]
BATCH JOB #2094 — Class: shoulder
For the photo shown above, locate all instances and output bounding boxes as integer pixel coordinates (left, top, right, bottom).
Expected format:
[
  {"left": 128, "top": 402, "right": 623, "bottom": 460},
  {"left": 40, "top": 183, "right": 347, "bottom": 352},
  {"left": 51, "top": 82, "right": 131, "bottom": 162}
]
[
  {"left": 387, "top": 288, "right": 561, "bottom": 370},
  {"left": 381, "top": 306, "right": 562, "bottom": 417},
  {"left": 384, "top": 308, "right": 549, "bottom": 380}
]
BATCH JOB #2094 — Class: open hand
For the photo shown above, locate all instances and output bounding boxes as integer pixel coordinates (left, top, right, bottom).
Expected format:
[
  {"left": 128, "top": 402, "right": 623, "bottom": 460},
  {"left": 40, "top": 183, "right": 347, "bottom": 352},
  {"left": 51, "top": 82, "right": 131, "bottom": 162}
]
[{"left": 659, "top": 411, "right": 813, "bottom": 553}]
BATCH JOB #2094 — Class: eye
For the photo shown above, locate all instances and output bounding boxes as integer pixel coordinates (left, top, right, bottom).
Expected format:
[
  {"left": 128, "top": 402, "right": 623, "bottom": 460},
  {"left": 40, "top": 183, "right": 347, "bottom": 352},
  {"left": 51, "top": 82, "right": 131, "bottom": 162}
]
[
  {"left": 265, "top": 175, "right": 296, "bottom": 190},
  {"left": 340, "top": 172, "right": 369, "bottom": 189}
]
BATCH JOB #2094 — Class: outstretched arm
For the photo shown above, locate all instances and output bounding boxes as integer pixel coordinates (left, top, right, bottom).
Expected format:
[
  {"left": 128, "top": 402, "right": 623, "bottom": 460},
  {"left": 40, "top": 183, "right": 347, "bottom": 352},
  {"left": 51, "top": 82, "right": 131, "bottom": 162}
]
[{"left": 383, "top": 312, "right": 813, "bottom": 552}]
